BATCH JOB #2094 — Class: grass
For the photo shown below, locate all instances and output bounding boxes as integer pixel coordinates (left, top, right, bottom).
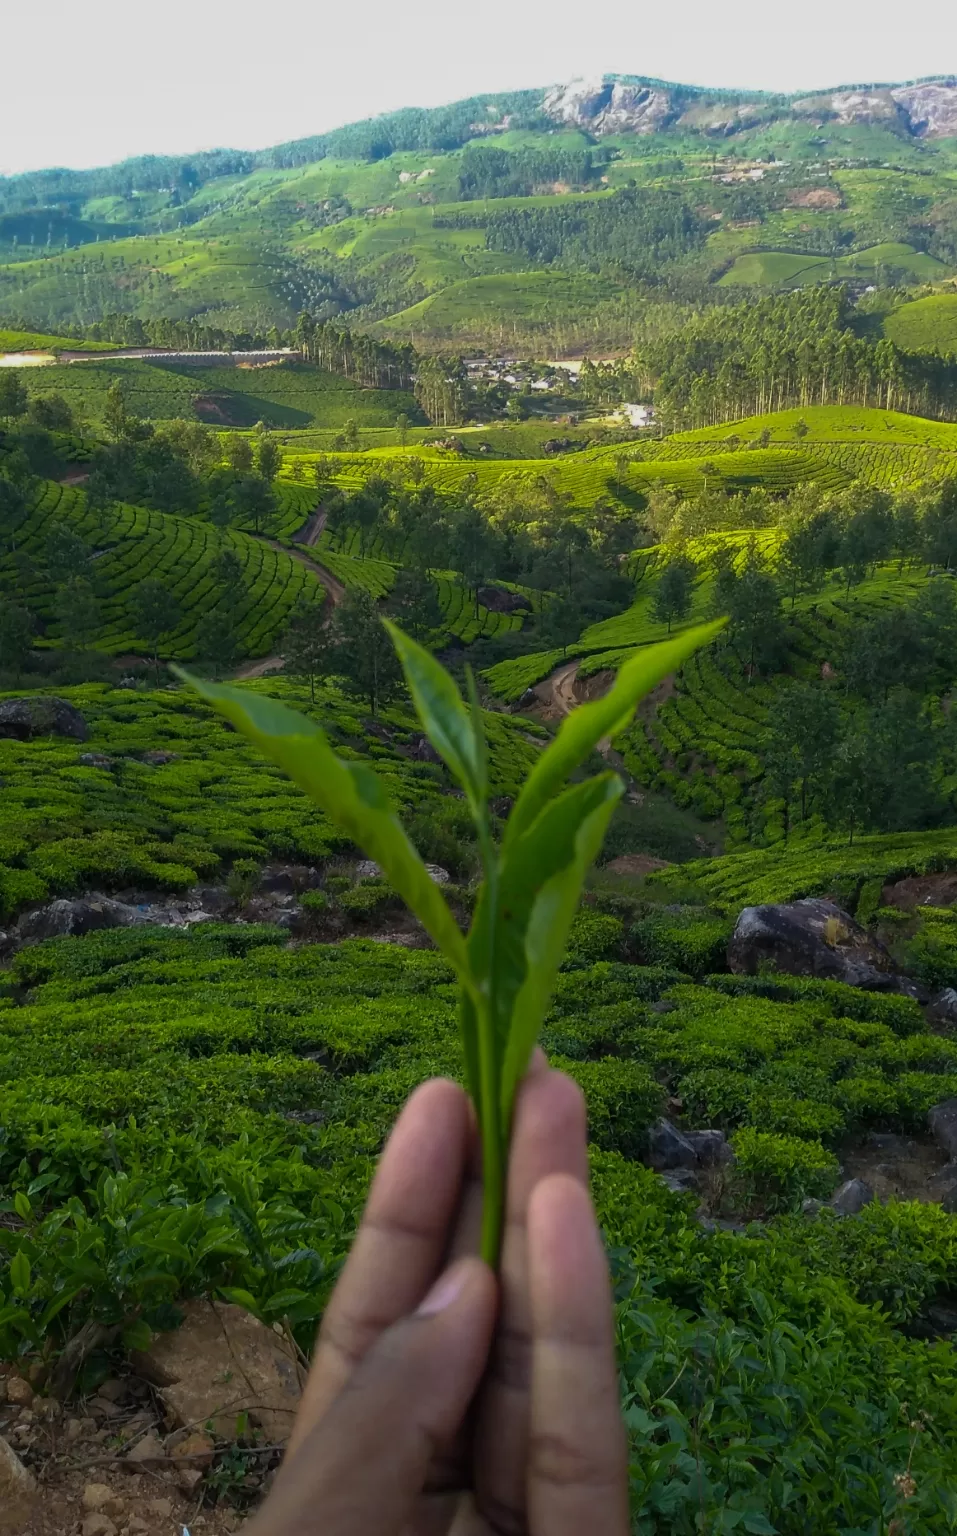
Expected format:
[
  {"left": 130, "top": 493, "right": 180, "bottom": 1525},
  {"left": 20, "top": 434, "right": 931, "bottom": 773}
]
[
  {"left": 720, "top": 242, "right": 951, "bottom": 289},
  {"left": 0, "top": 329, "right": 113, "bottom": 354}
]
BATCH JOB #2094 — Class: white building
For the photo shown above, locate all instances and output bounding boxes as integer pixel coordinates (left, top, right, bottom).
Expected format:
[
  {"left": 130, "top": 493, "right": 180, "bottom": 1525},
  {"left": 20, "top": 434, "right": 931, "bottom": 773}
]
[{"left": 621, "top": 402, "right": 655, "bottom": 428}]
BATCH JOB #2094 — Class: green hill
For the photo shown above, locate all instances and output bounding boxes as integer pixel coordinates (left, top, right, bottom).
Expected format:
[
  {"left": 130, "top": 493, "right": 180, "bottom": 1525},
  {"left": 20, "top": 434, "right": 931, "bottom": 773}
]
[{"left": 883, "top": 291, "right": 957, "bottom": 355}]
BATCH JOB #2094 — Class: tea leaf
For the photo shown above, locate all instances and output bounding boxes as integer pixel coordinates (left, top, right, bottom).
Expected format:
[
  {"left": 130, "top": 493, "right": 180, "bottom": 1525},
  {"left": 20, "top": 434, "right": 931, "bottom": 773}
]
[
  {"left": 173, "top": 673, "right": 470, "bottom": 983},
  {"left": 383, "top": 620, "right": 487, "bottom": 812},
  {"left": 505, "top": 619, "right": 726, "bottom": 848}
]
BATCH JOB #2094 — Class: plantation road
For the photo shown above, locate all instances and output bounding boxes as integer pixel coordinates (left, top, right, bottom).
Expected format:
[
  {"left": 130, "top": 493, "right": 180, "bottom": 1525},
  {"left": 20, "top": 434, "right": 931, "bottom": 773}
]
[{"left": 232, "top": 513, "right": 346, "bottom": 681}]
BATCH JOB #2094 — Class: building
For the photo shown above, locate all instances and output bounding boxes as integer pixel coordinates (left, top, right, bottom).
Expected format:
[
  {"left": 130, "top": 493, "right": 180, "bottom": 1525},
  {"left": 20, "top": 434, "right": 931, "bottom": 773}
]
[{"left": 621, "top": 402, "right": 655, "bottom": 428}]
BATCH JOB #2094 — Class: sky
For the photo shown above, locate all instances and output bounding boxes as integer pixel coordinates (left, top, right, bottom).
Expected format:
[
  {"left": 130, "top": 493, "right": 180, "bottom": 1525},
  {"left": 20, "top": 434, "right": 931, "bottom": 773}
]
[{"left": 2, "top": 0, "right": 956, "bottom": 176}]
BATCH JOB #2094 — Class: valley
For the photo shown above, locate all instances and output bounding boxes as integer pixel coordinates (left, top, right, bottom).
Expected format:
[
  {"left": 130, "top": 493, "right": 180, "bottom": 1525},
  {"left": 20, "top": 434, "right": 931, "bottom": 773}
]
[{"left": 3, "top": 68, "right": 957, "bottom": 1536}]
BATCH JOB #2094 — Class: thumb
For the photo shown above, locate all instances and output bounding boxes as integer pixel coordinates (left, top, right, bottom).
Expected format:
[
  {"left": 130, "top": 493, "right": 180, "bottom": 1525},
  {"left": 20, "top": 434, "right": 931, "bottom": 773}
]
[{"left": 249, "top": 1258, "right": 497, "bottom": 1536}]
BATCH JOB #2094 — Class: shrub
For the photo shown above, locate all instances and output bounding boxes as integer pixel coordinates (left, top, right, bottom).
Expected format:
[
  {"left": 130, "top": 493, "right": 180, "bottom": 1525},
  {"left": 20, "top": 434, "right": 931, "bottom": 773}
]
[
  {"left": 555, "top": 1056, "right": 662, "bottom": 1159},
  {"left": 729, "top": 1128, "right": 840, "bottom": 1213},
  {"left": 631, "top": 909, "right": 731, "bottom": 976},
  {"left": 227, "top": 857, "right": 261, "bottom": 906},
  {"left": 564, "top": 909, "right": 625, "bottom": 967},
  {"left": 338, "top": 881, "right": 400, "bottom": 920}
]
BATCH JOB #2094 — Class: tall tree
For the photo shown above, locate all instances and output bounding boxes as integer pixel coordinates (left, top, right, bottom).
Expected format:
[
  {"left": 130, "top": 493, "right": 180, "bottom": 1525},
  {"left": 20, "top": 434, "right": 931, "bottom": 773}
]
[
  {"left": 652, "top": 552, "right": 696, "bottom": 634},
  {"left": 283, "top": 597, "right": 332, "bottom": 703},
  {"left": 0, "top": 372, "right": 28, "bottom": 424},
  {"left": 58, "top": 577, "right": 101, "bottom": 654},
  {"left": 329, "top": 590, "right": 402, "bottom": 715},
  {"left": 131, "top": 578, "right": 182, "bottom": 677},
  {"left": 762, "top": 682, "right": 841, "bottom": 835},
  {"left": 387, "top": 567, "right": 444, "bottom": 642},
  {"left": 0, "top": 599, "right": 35, "bottom": 679}
]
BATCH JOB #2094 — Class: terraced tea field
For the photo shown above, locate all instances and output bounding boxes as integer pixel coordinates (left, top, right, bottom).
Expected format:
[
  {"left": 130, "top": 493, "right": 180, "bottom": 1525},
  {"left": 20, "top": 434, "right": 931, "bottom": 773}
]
[{"left": 2, "top": 480, "right": 324, "bottom": 660}]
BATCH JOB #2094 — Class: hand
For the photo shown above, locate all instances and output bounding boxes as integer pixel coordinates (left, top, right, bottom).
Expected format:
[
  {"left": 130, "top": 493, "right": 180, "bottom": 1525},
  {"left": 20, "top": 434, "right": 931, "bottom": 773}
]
[{"left": 245, "top": 1054, "right": 629, "bottom": 1535}]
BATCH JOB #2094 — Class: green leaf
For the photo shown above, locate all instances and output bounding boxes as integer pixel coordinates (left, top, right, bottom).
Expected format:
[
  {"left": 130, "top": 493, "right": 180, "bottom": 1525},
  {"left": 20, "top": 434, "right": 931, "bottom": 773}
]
[
  {"left": 174, "top": 671, "right": 470, "bottom": 985},
  {"left": 218, "top": 1287, "right": 260, "bottom": 1313},
  {"left": 9, "top": 1249, "right": 30, "bottom": 1296},
  {"left": 383, "top": 620, "right": 487, "bottom": 810},
  {"left": 122, "top": 1319, "right": 153, "bottom": 1352},
  {"left": 505, "top": 619, "right": 726, "bottom": 848},
  {"left": 496, "top": 772, "right": 624, "bottom": 1120},
  {"left": 13, "top": 1193, "right": 31, "bottom": 1223}
]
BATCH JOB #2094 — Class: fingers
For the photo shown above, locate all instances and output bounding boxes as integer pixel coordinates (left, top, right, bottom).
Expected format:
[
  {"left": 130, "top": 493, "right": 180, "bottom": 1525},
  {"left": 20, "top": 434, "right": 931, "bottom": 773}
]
[
  {"left": 289, "top": 1077, "right": 473, "bottom": 1456},
  {"left": 248, "top": 1258, "right": 497, "bottom": 1536},
  {"left": 472, "top": 1066, "right": 590, "bottom": 1532},
  {"left": 526, "top": 1175, "right": 630, "bottom": 1536}
]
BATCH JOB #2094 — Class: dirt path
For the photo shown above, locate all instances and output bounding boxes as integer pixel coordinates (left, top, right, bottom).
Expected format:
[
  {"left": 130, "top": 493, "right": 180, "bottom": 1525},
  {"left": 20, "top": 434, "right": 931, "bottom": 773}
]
[{"left": 232, "top": 524, "right": 346, "bottom": 682}]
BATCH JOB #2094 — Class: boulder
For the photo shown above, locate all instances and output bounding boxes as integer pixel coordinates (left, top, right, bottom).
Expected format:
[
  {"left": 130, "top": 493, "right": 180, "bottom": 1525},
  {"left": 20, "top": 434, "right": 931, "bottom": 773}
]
[
  {"left": 929, "top": 990, "right": 957, "bottom": 1031},
  {"left": 0, "top": 696, "right": 88, "bottom": 742},
  {"left": 658, "top": 1169, "right": 700, "bottom": 1195},
  {"left": 132, "top": 1298, "right": 300, "bottom": 1442},
  {"left": 411, "top": 733, "right": 441, "bottom": 764},
  {"left": 830, "top": 1178, "right": 874, "bottom": 1215},
  {"left": 140, "top": 750, "right": 179, "bottom": 766},
  {"left": 647, "top": 1120, "right": 699, "bottom": 1170},
  {"left": 728, "top": 898, "right": 901, "bottom": 991},
  {"left": 17, "top": 894, "right": 144, "bottom": 943},
  {"left": 685, "top": 1129, "right": 735, "bottom": 1168},
  {"left": 79, "top": 752, "right": 114, "bottom": 769},
  {"left": 518, "top": 688, "right": 538, "bottom": 708},
  {"left": 355, "top": 859, "right": 383, "bottom": 880},
  {"left": 928, "top": 1099, "right": 957, "bottom": 1159},
  {"left": 258, "top": 865, "right": 317, "bottom": 896},
  {"left": 926, "top": 1160, "right": 957, "bottom": 1211}
]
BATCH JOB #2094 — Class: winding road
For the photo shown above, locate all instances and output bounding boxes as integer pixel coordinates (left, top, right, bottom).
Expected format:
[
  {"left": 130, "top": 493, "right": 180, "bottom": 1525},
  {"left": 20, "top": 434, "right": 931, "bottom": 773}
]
[{"left": 233, "top": 506, "right": 346, "bottom": 681}]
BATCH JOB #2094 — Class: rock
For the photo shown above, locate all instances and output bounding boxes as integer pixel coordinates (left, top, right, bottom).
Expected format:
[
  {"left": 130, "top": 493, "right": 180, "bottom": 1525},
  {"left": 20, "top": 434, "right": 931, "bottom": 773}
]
[
  {"left": 728, "top": 898, "right": 903, "bottom": 991},
  {"left": 122, "top": 1430, "right": 166, "bottom": 1466},
  {"left": 258, "top": 865, "right": 316, "bottom": 896},
  {"left": 17, "top": 894, "right": 144, "bottom": 944},
  {"left": 927, "top": 1161, "right": 957, "bottom": 1211},
  {"left": 96, "top": 1377, "right": 128, "bottom": 1403},
  {"left": 141, "top": 750, "right": 179, "bottom": 765},
  {"left": 126, "top": 1520, "right": 150, "bottom": 1535},
  {"left": 685, "top": 1129, "right": 735, "bottom": 1168},
  {"left": 147, "top": 1497, "right": 173, "bottom": 1518},
  {"left": 169, "top": 1431, "right": 215, "bottom": 1469},
  {"left": 186, "top": 884, "right": 232, "bottom": 916},
  {"left": 79, "top": 752, "right": 114, "bottom": 769},
  {"left": 0, "top": 696, "right": 88, "bottom": 742},
  {"left": 5, "top": 1377, "right": 32, "bottom": 1407},
  {"left": 929, "top": 990, "right": 957, "bottom": 1030},
  {"left": 355, "top": 860, "right": 382, "bottom": 880},
  {"left": 0, "top": 1433, "right": 35, "bottom": 1494},
  {"left": 830, "top": 1178, "right": 874, "bottom": 1215},
  {"left": 424, "top": 863, "right": 450, "bottom": 885},
  {"left": 177, "top": 1467, "right": 204, "bottom": 1493},
  {"left": 82, "top": 1484, "right": 116, "bottom": 1513},
  {"left": 519, "top": 688, "right": 538, "bottom": 708},
  {"left": 658, "top": 1169, "right": 700, "bottom": 1194},
  {"left": 411, "top": 734, "right": 441, "bottom": 764},
  {"left": 650, "top": 999, "right": 677, "bottom": 1014},
  {"left": 81, "top": 1516, "right": 117, "bottom": 1536},
  {"left": 929, "top": 1099, "right": 957, "bottom": 1159},
  {"left": 476, "top": 585, "right": 532, "bottom": 614},
  {"left": 647, "top": 1119, "right": 699, "bottom": 1170},
  {"left": 134, "top": 1299, "right": 300, "bottom": 1442},
  {"left": 802, "top": 1198, "right": 824, "bottom": 1216},
  {"left": 64, "top": 1417, "right": 88, "bottom": 1443},
  {"left": 544, "top": 77, "right": 675, "bottom": 136}
]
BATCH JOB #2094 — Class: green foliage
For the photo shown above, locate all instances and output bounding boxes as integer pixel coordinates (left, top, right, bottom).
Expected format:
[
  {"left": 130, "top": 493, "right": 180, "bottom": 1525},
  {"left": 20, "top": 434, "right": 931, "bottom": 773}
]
[
  {"left": 729, "top": 1128, "right": 841, "bottom": 1212},
  {"left": 181, "top": 618, "right": 723, "bottom": 1261}
]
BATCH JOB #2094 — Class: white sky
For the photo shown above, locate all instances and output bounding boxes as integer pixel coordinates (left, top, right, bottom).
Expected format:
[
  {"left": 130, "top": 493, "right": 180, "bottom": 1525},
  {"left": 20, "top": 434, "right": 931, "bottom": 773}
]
[{"left": 2, "top": 0, "right": 956, "bottom": 177}]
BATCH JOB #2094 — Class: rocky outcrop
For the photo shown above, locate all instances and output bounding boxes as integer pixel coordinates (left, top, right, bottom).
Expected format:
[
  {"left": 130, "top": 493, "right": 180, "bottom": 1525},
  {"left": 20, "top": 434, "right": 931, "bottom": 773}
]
[
  {"left": 543, "top": 78, "right": 675, "bottom": 135},
  {"left": 892, "top": 82, "right": 957, "bottom": 139},
  {"left": 477, "top": 585, "right": 533, "bottom": 614},
  {"left": 728, "top": 898, "right": 910, "bottom": 992},
  {"left": 830, "top": 1178, "right": 874, "bottom": 1215},
  {"left": 929, "top": 990, "right": 957, "bottom": 1031},
  {"left": 647, "top": 1119, "right": 733, "bottom": 1172},
  {"left": 928, "top": 1098, "right": 957, "bottom": 1159},
  {"left": 793, "top": 88, "right": 906, "bottom": 128},
  {"left": 0, "top": 696, "right": 88, "bottom": 741},
  {"left": 16, "top": 895, "right": 145, "bottom": 943}
]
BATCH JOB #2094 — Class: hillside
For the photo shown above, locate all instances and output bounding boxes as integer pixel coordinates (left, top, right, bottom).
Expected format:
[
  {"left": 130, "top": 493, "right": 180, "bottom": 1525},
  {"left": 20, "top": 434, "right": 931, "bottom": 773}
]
[{"left": 1, "top": 75, "right": 956, "bottom": 345}]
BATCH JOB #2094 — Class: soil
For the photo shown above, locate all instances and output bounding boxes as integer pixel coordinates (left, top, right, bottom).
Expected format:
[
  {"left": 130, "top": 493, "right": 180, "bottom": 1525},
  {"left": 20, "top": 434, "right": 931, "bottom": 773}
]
[
  {"left": 837, "top": 1130, "right": 951, "bottom": 1204},
  {"left": 603, "top": 854, "right": 672, "bottom": 878},
  {"left": 787, "top": 186, "right": 843, "bottom": 210},
  {"left": 191, "top": 395, "right": 241, "bottom": 427},
  {"left": 882, "top": 873, "right": 957, "bottom": 911}
]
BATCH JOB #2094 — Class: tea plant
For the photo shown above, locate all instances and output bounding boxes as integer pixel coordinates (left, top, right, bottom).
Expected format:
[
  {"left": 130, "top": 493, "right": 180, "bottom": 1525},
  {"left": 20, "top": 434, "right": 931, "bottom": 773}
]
[{"left": 181, "top": 616, "right": 724, "bottom": 1261}]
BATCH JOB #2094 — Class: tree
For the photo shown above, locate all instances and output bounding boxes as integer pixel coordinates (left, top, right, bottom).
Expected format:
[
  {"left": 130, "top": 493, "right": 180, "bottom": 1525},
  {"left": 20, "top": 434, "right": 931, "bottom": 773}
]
[
  {"left": 131, "top": 578, "right": 182, "bottom": 677},
  {"left": 224, "top": 435, "right": 254, "bottom": 474},
  {"left": 211, "top": 545, "right": 244, "bottom": 596},
  {"left": 394, "top": 412, "right": 411, "bottom": 447},
  {"left": 728, "top": 540, "right": 784, "bottom": 676},
  {"left": 329, "top": 590, "right": 402, "bottom": 715},
  {"left": 387, "top": 567, "right": 444, "bottom": 642},
  {"left": 0, "top": 599, "right": 35, "bottom": 678},
  {"left": 652, "top": 552, "right": 696, "bottom": 633},
  {"left": 450, "top": 505, "right": 498, "bottom": 617},
  {"left": 793, "top": 419, "right": 809, "bottom": 441},
  {"left": 58, "top": 577, "right": 101, "bottom": 653},
  {"left": 103, "top": 381, "right": 133, "bottom": 443},
  {"left": 283, "top": 598, "right": 332, "bottom": 702},
  {"left": 45, "top": 521, "right": 93, "bottom": 585},
  {"left": 27, "top": 393, "right": 73, "bottom": 432},
  {"left": 196, "top": 608, "right": 240, "bottom": 679},
  {"left": 0, "top": 371, "right": 28, "bottom": 423},
  {"left": 762, "top": 682, "right": 841, "bottom": 835},
  {"left": 231, "top": 474, "right": 278, "bottom": 534},
  {"left": 540, "top": 594, "right": 583, "bottom": 657},
  {"left": 922, "top": 481, "right": 957, "bottom": 571},
  {"left": 255, "top": 431, "right": 282, "bottom": 483},
  {"left": 778, "top": 509, "right": 839, "bottom": 607}
]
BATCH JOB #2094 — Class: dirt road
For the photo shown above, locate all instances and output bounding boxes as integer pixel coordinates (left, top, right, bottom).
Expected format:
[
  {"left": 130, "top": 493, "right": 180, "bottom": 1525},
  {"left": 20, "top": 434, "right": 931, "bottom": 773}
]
[{"left": 232, "top": 510, "right": 345, "bottom": 681}]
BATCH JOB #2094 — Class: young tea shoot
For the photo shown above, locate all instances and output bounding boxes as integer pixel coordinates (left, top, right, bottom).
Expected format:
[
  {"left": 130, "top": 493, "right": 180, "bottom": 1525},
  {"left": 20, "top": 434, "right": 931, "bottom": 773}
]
[{"left": 178, "top": 615, "right": 724, "bottom": 1263}]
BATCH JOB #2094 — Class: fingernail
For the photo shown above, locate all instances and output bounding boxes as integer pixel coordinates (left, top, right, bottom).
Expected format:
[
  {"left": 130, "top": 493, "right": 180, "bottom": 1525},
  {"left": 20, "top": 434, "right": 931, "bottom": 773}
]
[{"left": 417, "top": 1262, "right": 468, "bottom": 1316}]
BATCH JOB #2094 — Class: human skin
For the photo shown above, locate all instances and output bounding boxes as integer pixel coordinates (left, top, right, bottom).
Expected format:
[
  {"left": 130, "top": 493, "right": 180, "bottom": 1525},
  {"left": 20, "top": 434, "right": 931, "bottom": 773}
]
[{"left": 244, "top": 1052, "right": 629, "bottom": 1535}]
